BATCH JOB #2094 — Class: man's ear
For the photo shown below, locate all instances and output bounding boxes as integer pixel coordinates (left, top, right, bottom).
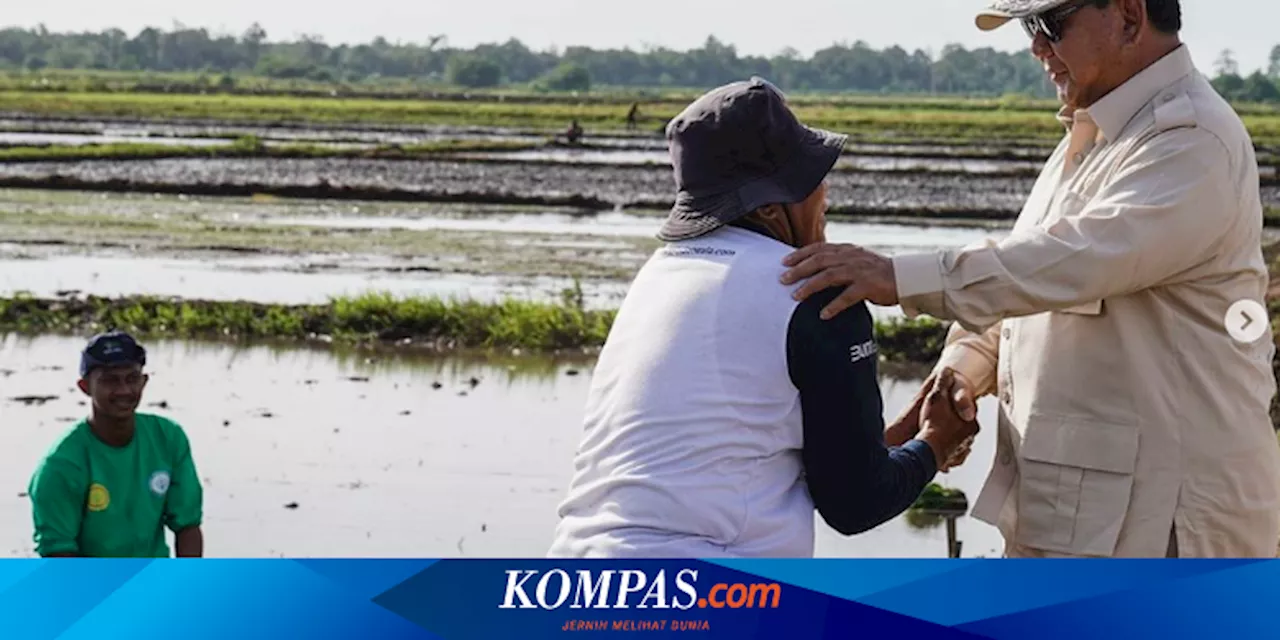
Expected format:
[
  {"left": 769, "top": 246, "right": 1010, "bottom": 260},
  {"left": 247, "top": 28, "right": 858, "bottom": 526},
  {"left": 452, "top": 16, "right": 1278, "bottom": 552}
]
[
  {"left": 140, "top": 373, "right": 150, "bottom": 390},
  {"left": 1119, "top": 0, "right": 1147, "bottom": 43},
  {"left": 77, "top": 378, "right": 90, "bottom": 396}
]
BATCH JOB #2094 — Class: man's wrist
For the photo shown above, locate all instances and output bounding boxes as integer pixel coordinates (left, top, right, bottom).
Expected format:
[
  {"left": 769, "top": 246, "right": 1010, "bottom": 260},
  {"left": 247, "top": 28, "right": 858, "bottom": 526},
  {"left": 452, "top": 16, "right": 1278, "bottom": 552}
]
[
  {"left": 915, "top": 429, "right": 955, "bottom": 469},
  {"left": 884, "top": 417, "right": 918, "bottom": 447},
  {"left": 882, "top": 254, "right": 901, "bottom": 306},
  {"left": 900, "top": 438, "right": 939, "bottom": 476}
]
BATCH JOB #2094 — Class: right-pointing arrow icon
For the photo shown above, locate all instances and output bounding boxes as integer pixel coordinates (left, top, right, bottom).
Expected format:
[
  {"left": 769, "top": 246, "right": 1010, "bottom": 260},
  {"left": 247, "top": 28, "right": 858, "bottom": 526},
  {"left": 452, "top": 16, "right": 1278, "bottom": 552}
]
[{"left": 1227, "top": 300, "right": 1268, "bottom": 343}]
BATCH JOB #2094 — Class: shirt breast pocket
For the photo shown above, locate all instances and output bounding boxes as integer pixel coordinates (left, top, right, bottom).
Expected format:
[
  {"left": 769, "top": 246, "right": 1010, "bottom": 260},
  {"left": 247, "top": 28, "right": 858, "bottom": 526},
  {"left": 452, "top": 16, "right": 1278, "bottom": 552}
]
[{"left": 1015, "top": 412, "right": 1139, "bottom": 557}]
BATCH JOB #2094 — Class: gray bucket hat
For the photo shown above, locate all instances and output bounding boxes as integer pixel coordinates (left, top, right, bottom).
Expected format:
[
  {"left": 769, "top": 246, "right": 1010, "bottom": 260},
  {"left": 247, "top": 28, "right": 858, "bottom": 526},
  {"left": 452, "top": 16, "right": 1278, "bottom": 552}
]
[
  {"left": 976, "top": 0, "right": 1077, "bottom": 30},
  {"left": 657, "top": 77, "right": 847, "bottom": 243}
]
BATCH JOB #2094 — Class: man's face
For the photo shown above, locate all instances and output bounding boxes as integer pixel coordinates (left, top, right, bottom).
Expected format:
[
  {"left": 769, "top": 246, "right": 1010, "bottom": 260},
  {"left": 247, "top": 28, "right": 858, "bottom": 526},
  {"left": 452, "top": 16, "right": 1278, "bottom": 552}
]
[
  {"left": 1028, "top": 0, "right": 1126, "bottom": 110},
  {"left": 79, "top": 364, "right": 148, "bottom": 420}
]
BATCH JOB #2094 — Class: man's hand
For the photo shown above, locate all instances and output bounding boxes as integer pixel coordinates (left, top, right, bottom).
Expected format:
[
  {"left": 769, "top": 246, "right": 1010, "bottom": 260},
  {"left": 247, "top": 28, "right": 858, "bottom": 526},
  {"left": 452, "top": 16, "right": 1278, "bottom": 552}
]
[
  {"left": 885, "top": 369, "right": 979, "bottom": 450},
  {"left": 915, "top": 369, "right": 981, "bottom": 469},
  {"left": 175, "top": 526, "right": 203, "bottom": 558},
  {"left": 780, "top": 243, "right": 899, "bottom": 319}
]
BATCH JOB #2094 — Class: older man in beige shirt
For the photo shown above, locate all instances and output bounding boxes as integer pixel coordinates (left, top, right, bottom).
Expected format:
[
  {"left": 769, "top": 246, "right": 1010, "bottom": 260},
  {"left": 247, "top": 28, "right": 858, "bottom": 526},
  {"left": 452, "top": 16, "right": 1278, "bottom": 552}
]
[{"left": 780, "top": 0, "right": 1280, "bottom": 558}]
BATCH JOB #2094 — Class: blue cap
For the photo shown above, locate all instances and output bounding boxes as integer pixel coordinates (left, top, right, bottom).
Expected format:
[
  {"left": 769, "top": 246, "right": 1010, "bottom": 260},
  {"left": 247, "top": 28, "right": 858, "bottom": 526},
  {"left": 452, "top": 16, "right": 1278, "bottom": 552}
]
[{"left": 80, "top": 331, "right": 147, "bottom": 378}]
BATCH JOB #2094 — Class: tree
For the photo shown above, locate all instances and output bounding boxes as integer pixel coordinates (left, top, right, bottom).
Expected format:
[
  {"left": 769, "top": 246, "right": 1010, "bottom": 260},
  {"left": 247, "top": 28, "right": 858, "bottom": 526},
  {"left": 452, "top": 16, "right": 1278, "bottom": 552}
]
[
  {"left": 446, "top": 55, "right": 501, "bottom": 88},
  {"left": 1269, "top": 44, "right": 1280, "bottom": 80},
  {"left": 539, "top": 62, "right": 591, "bottom": 91},
  {"left": 242, "top": 23, "right": 267, "bottom": 69},
  {"left": 1241, "top": 71, "right": 1280, "bottom": 102},
  {"left": 1215, "top": 49, "right": 1239, "bottom": 77},
  {"left": 1212, "top": 73, "right": 1246, "bottom": 99}
]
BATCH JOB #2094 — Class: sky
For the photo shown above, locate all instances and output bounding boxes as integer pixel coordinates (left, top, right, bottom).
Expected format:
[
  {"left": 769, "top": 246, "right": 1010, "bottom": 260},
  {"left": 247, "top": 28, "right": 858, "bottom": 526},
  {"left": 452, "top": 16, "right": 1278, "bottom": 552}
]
[{"left": 2, "top": 0, "right": 1275, "bottom": 76}]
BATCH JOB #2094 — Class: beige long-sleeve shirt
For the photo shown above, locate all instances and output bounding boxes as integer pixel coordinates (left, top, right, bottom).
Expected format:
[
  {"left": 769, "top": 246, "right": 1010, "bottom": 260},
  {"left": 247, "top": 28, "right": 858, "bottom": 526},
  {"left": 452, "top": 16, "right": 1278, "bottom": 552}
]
[{"left": 892, "top": 45, "right": 1280, "bottom": 558}]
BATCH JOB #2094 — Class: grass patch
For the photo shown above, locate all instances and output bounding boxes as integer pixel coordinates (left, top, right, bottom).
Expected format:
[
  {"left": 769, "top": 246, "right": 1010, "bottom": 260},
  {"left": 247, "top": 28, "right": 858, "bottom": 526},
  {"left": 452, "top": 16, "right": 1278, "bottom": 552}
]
[
  {"left": 1, "top": 89, "right": 1280, "bottom": 146},
  {"left": 873, "top": 316, "right": 950, "bottom": 364},
  {"left": 0, "top": 91, "right": 1107, "bottom": 144},
  {"left": 0, "top": 293, "right": 616, "bottom": 351},
  {"left": 0, "top": 292, "right": 950, "bottom": 359},
  {"left": 911, "top": 483, "right": 969, "bottom": 513}
]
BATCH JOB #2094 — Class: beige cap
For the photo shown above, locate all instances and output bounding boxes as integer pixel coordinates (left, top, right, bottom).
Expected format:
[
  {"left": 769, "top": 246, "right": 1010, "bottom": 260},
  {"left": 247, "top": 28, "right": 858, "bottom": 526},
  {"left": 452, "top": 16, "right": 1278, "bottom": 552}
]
[{"left": 976, "top": 0, "right": 1075, "bottom": 30}]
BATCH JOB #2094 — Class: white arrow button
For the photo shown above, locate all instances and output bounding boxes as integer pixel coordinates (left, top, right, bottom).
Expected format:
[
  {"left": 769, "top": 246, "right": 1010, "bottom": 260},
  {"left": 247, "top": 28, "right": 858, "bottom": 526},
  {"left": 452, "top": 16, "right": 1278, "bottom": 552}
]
[{"left": 1226, "top": 300, "right": 1269, "bottom": 343}]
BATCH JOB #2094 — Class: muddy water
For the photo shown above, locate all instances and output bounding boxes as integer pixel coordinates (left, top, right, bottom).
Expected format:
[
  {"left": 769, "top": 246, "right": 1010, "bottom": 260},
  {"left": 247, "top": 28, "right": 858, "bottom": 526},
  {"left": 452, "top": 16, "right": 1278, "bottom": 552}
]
[
  {"left": 0, "top": 253, "right": 632, "bottom": 309},
  {"left": 0, "top": 335, "right": 1004, "bottom": 558},
  {"left": 0, "top": 118, "right": 1057, "bottom": 158},
  {"left": 0, "top": 118, "right": 553, "bottom": 147},
  {"left": 264, "top": 211, "right": 998, "bottom": 249},
  {"left": 0, "top": 157, "right": 1042, "bottom": 213},
  {"left": 452, "top": 149, "right": 1042, "bottom": 174},
  {"left": 0, "top": 197, "right": 1005, "bottom": 320},
  {"left": 0, "top": 132, "right": 230, "bottom": 148}
]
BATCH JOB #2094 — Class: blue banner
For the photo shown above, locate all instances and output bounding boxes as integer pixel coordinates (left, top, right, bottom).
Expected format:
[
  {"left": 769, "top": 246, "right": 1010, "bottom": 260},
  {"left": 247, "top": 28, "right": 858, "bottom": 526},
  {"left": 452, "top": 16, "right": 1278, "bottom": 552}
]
[{"left": 2, "top": 559, "right": 1276, "bottom": 639}]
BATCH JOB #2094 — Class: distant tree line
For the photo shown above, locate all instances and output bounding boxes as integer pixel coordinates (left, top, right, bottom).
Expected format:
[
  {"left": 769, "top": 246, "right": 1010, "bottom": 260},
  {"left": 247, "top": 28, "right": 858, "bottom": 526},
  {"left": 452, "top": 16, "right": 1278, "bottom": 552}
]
[{"left": 2, "top": 24, "right": 1280, "bottom": 101}]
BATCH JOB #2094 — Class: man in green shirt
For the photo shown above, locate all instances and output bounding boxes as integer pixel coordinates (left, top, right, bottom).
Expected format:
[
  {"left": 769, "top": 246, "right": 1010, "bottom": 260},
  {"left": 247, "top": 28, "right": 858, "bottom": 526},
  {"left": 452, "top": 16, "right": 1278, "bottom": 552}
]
[{"left": 28, "top": 331, "right": 204, "bottom": 558}]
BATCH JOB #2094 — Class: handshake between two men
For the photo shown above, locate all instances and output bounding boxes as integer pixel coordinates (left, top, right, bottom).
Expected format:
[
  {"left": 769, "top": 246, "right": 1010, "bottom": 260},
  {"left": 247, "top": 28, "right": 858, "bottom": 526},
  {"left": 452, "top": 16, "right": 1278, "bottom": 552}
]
[{"left": 890, "top": 368, "right": 980, "bottom": 475}]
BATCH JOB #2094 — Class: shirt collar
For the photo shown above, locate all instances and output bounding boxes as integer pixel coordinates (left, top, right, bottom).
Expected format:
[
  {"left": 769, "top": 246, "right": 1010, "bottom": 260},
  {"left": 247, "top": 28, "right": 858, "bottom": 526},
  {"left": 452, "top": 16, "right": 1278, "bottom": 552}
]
[{"left": 1079, "top": 44, "right": 1196, "bottom": 142}]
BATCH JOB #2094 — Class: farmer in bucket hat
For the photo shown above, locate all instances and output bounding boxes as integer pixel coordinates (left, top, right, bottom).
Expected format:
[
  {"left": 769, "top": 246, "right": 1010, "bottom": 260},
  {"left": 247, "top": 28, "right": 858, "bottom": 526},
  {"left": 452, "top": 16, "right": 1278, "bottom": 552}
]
[{"left": 549, "top": 78, "right": 977, "bottom": 558}]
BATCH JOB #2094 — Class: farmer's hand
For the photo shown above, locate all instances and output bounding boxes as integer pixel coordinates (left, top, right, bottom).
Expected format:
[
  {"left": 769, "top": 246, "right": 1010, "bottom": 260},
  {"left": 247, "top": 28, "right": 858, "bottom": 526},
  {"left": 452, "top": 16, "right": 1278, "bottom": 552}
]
[
  {"left": 884, "top": 371, "right": 936, "bottom": 447},
  {"left": 780, "top": 243, "right": 899, "bottom": 319}
]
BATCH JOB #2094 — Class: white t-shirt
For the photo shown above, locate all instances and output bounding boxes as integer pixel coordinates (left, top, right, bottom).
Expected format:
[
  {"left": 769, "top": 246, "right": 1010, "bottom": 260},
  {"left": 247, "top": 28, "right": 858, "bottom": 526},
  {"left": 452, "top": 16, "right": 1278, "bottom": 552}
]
[{"left": 549, "top": 226, "right": 815, "bottom": 557}]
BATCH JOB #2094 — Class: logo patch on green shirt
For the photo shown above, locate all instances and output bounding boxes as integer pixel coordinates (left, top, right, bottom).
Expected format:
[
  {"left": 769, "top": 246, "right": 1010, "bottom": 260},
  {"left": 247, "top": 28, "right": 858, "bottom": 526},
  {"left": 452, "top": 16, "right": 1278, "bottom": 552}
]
[
  {"left": 148, "top": 471, "right": 171, "bottom": 496},
  {"left": 87, "top": 483, "right": 110, "bottom": 512}
]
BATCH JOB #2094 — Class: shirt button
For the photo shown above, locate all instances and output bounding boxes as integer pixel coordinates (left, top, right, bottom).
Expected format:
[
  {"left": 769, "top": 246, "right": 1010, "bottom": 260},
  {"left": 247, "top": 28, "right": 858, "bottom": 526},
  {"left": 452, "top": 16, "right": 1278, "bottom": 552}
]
[
  {"left": 1072, "top": 152, "right": 1085, "bottom": 165},
  {"left": 1002, "top": 328, "right": 1011, "bottom": 340},
  {"left": 1001, "top": 390, "right": 1012, "bottom": 405}
]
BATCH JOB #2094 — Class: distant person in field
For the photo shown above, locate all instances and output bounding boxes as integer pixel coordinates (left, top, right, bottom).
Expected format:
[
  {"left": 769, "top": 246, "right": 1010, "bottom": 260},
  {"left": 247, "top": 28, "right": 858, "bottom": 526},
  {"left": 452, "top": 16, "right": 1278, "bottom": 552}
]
[
  {"left": 548, "top": 77, "right": 977, "bottom": 558},
  {"left": 565, "top": 119, "right": 584, "bottom": 145},
  {"left": 626, "top": 103, "right": 641, "bottom": 130},
  {"left": 777, "top": 0, "right": 1280, "bottom": 558},
  {"left": 28, "top": 331, "right": 204, "bottom": 557}
]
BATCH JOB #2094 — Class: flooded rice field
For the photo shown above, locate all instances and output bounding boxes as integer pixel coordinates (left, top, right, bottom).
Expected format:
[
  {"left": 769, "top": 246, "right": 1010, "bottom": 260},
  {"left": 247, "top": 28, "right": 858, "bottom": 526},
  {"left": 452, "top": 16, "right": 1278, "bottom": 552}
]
[
  {"left": 0, "top": 157, "right": 1044, "bottom": 214},
  {"left": 0, "top": 335, "right": 1005, "bottom": 558},
  {"left": 0, "top": 253, "right": 633, "bottom": 309},
  {"left": 0, "top": 115, "right": 1272, "bottom": 560},
  {"left": 0, "top": 189, "right": 1005, "bottom": 321},
  {"left": 448, "top": 148, "right": 1044, "bottom": 174},
  {"left": 0, "top": 117, "right": 555, "bottom": 147}
]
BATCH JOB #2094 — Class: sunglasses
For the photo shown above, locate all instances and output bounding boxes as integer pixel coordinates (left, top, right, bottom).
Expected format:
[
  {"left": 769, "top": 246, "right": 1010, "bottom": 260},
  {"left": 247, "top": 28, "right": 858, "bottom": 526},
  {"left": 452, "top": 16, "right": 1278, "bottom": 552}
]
[{"left": 1021, "top": 0, "right": 1091, "bottom": 43}]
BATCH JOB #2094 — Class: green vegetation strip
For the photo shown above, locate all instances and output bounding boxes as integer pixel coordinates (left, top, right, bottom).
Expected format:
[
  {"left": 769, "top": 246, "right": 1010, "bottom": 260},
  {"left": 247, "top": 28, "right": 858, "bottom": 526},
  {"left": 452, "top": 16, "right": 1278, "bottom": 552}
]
[
  {"left": 0, "top": 293, "right": 950, "bottom": 358},
  {"left": 0, "top": 91, "right": 1098, "bottom": 143}
]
